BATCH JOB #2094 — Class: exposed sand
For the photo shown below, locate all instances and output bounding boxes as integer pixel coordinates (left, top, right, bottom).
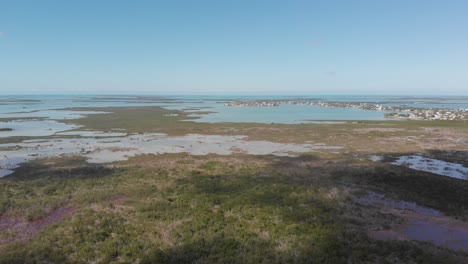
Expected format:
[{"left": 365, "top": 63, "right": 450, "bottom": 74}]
[{"left": 0, "top": 207, "right": 76, "bottom": 246}]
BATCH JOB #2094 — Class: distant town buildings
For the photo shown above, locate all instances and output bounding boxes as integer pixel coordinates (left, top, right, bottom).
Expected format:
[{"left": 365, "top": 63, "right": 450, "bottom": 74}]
[{"left": 225, "top": 100, "right": 468, "bottom": 121}]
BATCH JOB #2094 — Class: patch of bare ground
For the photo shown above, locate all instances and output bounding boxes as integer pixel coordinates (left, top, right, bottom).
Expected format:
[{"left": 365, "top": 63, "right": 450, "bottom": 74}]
[
  {"left": 416, "top": 128, "right": 468, "bottom": 150},
  {"left": 0, "top": 193, "right": 130, "bottom": 252},
  {"left": 89, "top": 194, "right": 132, "bottom": 216},
  {"left": 352, "top": 128, "right": 409, "bottom": 133},
  {"left": 360, "top": 192, "right": 468, "bottom": 252},
  {"left": 120, "top": 153, "right": 270, "bottom": 170},
  {"left": 0, "top": 207, "right": 76, "bottom": 248},
  {"left": 105, "top": 194, "right": 130, "bottom": 205}
]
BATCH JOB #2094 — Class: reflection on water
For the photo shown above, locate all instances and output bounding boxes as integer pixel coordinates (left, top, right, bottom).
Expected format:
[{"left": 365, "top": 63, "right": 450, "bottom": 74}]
[{"left": 393, "top": 155, "right": 468, "bottom": 180}]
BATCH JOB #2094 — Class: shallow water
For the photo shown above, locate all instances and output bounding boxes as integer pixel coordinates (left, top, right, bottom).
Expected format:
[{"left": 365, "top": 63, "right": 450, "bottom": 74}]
[
  {"left": 2, "top": 95, "right": 467, "bottom": 127},
  {"left": 1, "top": 95, "right": 467, "bottom": 176},
  {"left": 363, "top": 192, "right": 468, "bottom": 252},
  {"left": 0, "top": 110, "right": 109, "bottom": 120},
  {"left": 187, "top": 104, "right": 391, "bottom": 123},
  {"left": 0, "top": 95, "right": 168, "bottom": 122},
  {"left": 392, "top": 155, "right": 468, "bottom": 180},
  {"left": 403, "top": 220, "right": 468, "bottom": 252},
  {"left": 55, "top": 130, "right": 127, "bottom": 137},
  {"left": 115, "top": 95, "right": 468, "bottom": 123},
  {"left": 0, "top": 120, "right": 79, "bottom": 138},
  {"left": 0, "top": 133, "right": 341, "bottom": 177}
]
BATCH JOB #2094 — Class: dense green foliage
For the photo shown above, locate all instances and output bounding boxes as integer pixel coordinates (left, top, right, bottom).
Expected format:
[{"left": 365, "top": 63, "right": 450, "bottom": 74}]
[{"left": 0, "top": 155, "right": 467, "bottom": 263}]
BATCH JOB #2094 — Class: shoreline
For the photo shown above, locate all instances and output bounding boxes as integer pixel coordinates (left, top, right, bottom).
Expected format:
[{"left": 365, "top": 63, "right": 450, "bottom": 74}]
[{"left": 225, "top": 100, "right": 468, "bottom": 121}]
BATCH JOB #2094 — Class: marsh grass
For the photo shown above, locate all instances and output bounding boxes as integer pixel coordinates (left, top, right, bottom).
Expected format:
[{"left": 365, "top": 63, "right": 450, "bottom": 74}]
[{"left": 0, "top": 154, "right": 467, "bottom": 263}]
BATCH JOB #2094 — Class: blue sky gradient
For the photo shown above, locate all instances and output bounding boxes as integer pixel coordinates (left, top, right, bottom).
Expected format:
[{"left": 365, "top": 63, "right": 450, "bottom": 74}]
[{"left": 1, "top": 0, "right": 467, "bottom": 95}]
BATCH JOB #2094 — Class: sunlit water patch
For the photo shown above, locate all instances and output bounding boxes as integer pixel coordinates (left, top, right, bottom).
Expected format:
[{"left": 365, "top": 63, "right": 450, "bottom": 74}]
[
  {"left": 392, "top": 155, "right": 468, "bottom": 180},
  {"left": 0, "top": 133, "right": 342, "bottom": 177}
]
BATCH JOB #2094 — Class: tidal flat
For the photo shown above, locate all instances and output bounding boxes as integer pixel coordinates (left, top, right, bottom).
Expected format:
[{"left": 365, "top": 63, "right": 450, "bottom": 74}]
[{"left": 0, "top": 102, "right": 468, "bottom": 263}]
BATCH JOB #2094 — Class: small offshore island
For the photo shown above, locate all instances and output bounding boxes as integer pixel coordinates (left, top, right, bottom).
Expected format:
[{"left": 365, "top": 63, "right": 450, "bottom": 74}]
[{"left": 225, "top": 100, "right": 468, "bottom": 121}]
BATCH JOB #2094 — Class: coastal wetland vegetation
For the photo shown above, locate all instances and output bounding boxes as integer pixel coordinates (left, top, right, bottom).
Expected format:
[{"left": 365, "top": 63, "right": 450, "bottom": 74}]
[{"left": 0, "top": 106, "right": 467, "bottom": 263}]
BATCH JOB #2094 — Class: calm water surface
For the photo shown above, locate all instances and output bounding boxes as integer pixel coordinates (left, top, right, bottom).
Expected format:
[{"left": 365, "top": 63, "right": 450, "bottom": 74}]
[{"left": 1, "top": 95, "right": 467, "bottom": 127}]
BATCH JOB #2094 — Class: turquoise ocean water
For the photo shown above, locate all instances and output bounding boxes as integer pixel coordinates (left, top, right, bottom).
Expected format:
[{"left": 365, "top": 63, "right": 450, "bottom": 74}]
[{"left": 1, "top": 95, "right": 468, "bottom": 125}]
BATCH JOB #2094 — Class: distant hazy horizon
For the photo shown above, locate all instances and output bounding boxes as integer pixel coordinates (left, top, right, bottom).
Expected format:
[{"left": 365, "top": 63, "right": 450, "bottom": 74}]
[
  {"left": 1, "top": 1, "right": 467, "bottom": 95},
  {"left": 2, "top": 93, "right": 468, "bottom": 97}
]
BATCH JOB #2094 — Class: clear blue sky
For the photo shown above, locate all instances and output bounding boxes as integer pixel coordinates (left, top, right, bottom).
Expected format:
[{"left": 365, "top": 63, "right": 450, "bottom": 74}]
[{"left": 1, "top": 0, "right": 467, "bottom": 95}]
